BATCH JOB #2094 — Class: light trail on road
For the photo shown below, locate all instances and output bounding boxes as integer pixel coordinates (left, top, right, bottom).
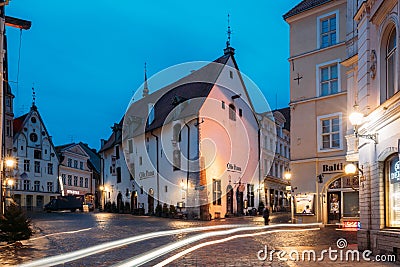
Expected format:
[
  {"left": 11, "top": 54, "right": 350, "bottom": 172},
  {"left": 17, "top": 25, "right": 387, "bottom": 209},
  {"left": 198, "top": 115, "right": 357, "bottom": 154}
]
[
  {"left": 153, "top": 228, "right": 321, "bottom": 266},
  {"left": 29, "top": 227, "right": 93, "bottom": 241},
  {"left": 113, "top": 223, "right": 322, "bottom": 267},
  {"left": 18, "top": 224, "right": 248, "bottom": 267}
]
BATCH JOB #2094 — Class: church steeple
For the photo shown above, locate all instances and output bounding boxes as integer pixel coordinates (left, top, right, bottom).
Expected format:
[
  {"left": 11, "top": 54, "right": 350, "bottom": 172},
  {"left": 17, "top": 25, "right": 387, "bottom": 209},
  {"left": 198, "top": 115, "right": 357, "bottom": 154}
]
[
  {"left": 224, "top": 14, "right": 235, "bottom": 55},
  {"left": 142, "top": 62, "right": 149, "bottom": 98},
  {"left": 31, "top": 85, "right": 37, "bottom": 110}
]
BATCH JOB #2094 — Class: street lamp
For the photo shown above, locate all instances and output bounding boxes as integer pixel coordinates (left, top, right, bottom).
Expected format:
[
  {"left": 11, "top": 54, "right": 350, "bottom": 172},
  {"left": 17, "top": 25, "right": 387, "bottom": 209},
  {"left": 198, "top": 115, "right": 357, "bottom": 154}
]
[
  {"left": 284, "top": 172, "right": 292, "bottom": 180},
  {"left": 283, "top": 171, "right": 295, "bottom": 223},
  {"left": 345, "top": 163, "right": 365, "bottom": 182},
  {"left": 1, "top": 157, "right": 16, "bottom": 215},
  {"left": 349, "top": 108, "right": 378, "bottom": 144}
]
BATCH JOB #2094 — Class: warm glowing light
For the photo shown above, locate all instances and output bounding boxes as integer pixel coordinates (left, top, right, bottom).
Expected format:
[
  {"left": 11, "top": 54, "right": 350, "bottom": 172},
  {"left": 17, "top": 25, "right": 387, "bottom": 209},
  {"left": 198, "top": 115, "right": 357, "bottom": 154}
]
[
  {"left": 104, "top": 186, "right": 109, "bottom": 192},
  {"left": 99, "top": 186, "right": 104, "bottom": 191},
  {"left": 180, "top": 180, "right": 186, "bottom": 189},
  {"left": 345, "top": 163, "right": 357, "bottom": 175},
  {"left": 7, "top": 179, "right": 13, "bottom": 186},
  {"left": 284, "top": 172, "right": 292, "bottom": 180},
  {"left": 5, "top": 158, "right": 16, "bottom": 168},
  {"left": 349, "top": 111, "right": 364, "bottom": 126}
]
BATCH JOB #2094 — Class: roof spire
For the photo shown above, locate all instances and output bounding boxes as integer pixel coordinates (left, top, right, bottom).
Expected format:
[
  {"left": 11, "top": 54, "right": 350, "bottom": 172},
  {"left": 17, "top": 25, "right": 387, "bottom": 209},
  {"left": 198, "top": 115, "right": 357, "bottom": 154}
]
[
  {"left": 142, "top": 62, "right": 149, "bottom": 98},
  {"left": 224, "top": 14, "right": 235, "bottom": 55},
  {"left": 31, "top": 84, "right": 37, "bottom": 110},
  {"left": 226, "top": 14, "right": 231, "bottom": 48}
]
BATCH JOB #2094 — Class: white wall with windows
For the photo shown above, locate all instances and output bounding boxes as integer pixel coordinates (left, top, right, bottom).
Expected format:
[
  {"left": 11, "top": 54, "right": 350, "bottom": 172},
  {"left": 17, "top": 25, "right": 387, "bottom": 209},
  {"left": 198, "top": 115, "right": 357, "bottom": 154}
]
[
  {"left": 12, "top": 108, "right": 59, "bottom": 211},
  {"left": 57, "top": 144, "right": 94, "bottom": 201}
]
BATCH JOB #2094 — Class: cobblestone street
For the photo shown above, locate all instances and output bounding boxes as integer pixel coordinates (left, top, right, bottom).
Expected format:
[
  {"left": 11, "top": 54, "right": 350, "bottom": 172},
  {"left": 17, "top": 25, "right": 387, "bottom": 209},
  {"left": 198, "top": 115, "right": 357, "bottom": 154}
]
[{"left": 0, "top": 212, "right": 397, "bottom": 266}]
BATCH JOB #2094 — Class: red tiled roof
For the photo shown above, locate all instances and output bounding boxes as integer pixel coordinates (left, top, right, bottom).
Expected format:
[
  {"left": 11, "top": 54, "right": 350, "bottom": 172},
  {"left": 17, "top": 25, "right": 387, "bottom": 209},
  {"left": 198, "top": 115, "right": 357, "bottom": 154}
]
[
  {"left": 283, "top": 0, "right": 333, "bottom": 20},
  {"left": 13, "top": 113, "right": 28, "bottom": 135}
]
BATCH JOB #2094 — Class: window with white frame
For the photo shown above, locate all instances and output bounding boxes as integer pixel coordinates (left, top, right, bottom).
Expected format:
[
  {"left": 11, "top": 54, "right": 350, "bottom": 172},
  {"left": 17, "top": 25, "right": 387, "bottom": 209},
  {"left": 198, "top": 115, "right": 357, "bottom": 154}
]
[
  {"left": 212, "top": 179, "right": 222, "bottom": 205},
  {"left": 34, "top": 181, "right": 40, "bottom": 191},
  {"left": 47, "top": 182, "right": 53, "bottom": 192},
  {"left": 319, "top": 63, "right": 338, "bottom": 96},
  {"left": 34, "top": 161, "right": 40, "bottom": 173},
  {"left": 318, "top": 11, "right": 338, "bottom": 48},
  {"left": 318, "top": 113, "right": 342, "bottom": 151},
  {"left": 247, "top": 184, "right": 255, "bottom": 207}
]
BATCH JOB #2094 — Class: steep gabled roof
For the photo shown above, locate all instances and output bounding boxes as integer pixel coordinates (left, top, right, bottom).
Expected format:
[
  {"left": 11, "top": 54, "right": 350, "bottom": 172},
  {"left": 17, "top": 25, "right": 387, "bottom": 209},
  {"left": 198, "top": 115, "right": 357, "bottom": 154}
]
[
  {"left": 275, "top": 107, "right": 291, "bottom": 131},
  {"left": 13, "top": 113, "right": 28, "bottom": 135},
  {"left": 100, "top": 52, "right": 233, "bottom": 153},
  {"left": 79, "top": 142, "right": 101, "bottom": 174},
  {"left": 55, "top": 143, "right": 75, "bottom": 153},
  {"left": 283, "top": 0, "right": 333, "bottom": 20},
  {"left": 13, "top": 105, "right": 59, "bottom": 162}
]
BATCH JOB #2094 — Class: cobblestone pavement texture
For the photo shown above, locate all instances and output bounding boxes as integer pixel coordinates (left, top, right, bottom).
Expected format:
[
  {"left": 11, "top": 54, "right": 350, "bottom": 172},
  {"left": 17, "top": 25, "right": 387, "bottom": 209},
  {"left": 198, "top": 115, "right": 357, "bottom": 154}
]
[{"left": 0, "top": 211, "right": 397, "bottom": 266}]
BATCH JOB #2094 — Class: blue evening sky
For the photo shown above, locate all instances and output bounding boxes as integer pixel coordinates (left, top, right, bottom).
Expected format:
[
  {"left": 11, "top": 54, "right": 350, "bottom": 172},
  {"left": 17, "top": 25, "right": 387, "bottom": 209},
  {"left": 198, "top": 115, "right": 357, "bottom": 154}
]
[{"left": 5, "top": 0, "right": 299, "bottom": 150}]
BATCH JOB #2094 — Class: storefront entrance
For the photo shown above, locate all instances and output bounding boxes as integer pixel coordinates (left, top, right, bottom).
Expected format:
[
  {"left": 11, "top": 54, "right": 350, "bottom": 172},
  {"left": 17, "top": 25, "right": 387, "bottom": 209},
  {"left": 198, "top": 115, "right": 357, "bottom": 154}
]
[
  {"left": 148, "top": 188, "right": 154, "bottom": 215},
  {"left": 327, "top": 176, "right": 359, "bottom": 225},
  {"left": 327, "top": 192, "right": 341, "bottom": 224},
  {"left": 226, "top": 185, "right": 233, "bottom": 215}
]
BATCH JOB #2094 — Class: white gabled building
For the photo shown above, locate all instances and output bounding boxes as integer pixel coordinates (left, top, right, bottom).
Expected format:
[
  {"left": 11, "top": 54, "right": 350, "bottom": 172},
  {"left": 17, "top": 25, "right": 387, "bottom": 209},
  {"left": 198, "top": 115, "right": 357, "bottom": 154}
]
[
  {"left": 110, "top": 46, "right": 261, "bottom": 220},
  {"left": 99, "top": 122, "right": 134, "bottom": 212},
  {"left": 56, "top": 143, "right": 96, "bottom": 205},
  {"left": 259, "top": 108, "right": 291, "bottom": 213},
  {"left": 11, "top": 104, "right": 59, "bottom": 211}
]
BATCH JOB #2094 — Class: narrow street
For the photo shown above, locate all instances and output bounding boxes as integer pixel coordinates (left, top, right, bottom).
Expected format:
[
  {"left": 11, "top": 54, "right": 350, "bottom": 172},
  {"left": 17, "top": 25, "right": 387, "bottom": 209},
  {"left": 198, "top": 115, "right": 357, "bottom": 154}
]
[{"left": 0, "top": 212, "right": 396, "bottom": 266}]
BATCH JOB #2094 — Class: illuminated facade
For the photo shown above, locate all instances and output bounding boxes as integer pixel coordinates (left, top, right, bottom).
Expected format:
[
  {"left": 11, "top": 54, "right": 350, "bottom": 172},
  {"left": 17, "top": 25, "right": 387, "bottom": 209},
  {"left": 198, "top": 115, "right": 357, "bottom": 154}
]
[
  {"left": 259, "top": 109, "right": 291, "bottom": 212},
  {"left": 101, "top": 47, "right": 261, "bottom": 219},
  {"left": 12, "top": 104, "right": 59, "bottom": 211},
  {"left": 56, "top": 143, "right": 96, "bottom": 205},
  {"left": 284, "top": 0, "right": 355, "bottom": 225},
  {"left": 343, "top": 0, "right": 400, "bottom": 256}
]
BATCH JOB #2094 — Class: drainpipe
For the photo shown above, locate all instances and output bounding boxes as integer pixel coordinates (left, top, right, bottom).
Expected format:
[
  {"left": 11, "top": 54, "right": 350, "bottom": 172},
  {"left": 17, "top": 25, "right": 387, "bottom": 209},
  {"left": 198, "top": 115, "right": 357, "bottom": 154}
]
[
  {"left": 258, "top": 126, "right": 261, "bottom": 210},
  {"left": 183, "top": 122, "right": 190, "bottom": 200},
  {"left": 150, "top": 131, "right": 160, "bottom": 205}
]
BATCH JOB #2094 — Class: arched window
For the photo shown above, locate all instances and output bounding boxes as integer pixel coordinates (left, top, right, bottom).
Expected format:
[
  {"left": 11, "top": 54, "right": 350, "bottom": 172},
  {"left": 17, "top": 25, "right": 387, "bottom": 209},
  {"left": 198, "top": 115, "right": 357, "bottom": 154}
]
[
  {"left": 381, "top": 26, "right": 398, "bottom": 103},
  {"left": 386, "top": 27, "right": 397, "bottom": 99},
  {"left": 229, "top": 104, "right": 236, "bottom": 121}
]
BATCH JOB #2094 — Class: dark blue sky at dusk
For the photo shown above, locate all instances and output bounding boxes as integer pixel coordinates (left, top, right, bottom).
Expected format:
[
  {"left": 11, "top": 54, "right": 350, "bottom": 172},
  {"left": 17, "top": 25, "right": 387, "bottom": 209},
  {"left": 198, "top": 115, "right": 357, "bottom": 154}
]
[{"left": 5, "top": 0, "right": 299, "bottom": 150}]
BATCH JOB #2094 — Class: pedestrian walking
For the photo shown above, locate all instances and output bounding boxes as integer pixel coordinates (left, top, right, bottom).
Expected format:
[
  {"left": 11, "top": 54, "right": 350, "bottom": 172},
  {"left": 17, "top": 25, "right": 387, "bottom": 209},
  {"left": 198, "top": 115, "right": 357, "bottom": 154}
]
[{"left": 263, "top": 207, "right": 270, "bottom": 225}]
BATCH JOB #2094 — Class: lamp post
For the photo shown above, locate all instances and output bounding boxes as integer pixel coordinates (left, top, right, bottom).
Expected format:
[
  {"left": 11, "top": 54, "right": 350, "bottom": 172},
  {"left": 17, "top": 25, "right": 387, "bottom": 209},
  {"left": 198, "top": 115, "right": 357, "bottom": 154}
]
[
  {"left": 99, "top": 185, "right": 104, "bottom": 211},
  {"left": 1, "top": 157, "right": 16, "bottom": 215},
  {"left": 284, "top": 172, "right": 294, "bottom": 223},
  {"left": 349, "top": 110, "right": 378, "bottom": 143}
]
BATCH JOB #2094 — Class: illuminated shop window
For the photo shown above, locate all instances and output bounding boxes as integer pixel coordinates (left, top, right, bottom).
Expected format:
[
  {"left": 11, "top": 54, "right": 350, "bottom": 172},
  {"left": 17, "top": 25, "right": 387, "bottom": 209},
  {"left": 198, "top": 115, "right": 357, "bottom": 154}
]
[{"left": 387, "top": 154, "right": 400, "bottom": 227}]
